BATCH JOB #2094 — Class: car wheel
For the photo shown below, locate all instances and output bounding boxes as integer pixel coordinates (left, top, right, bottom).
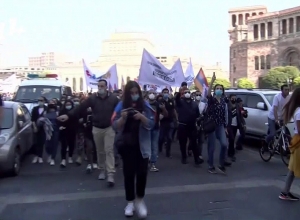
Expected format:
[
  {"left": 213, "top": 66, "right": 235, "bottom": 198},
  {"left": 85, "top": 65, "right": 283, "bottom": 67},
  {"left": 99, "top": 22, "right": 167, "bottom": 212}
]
[{"left": 8, "top": 148, "right": 21, "bottom": 176}]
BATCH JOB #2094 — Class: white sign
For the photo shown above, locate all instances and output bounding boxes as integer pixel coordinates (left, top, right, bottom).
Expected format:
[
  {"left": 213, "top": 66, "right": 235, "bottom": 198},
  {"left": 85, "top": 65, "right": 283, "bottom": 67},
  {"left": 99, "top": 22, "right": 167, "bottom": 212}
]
[{"left": 138, "top": 49, "right": 185, "bottom": 87}]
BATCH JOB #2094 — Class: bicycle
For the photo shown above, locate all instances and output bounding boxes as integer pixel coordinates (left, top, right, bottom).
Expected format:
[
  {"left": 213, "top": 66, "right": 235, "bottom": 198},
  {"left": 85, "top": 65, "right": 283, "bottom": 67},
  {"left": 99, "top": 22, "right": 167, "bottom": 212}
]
[{"left": 259, "top": 122, "right": 292, "bottom": 166}]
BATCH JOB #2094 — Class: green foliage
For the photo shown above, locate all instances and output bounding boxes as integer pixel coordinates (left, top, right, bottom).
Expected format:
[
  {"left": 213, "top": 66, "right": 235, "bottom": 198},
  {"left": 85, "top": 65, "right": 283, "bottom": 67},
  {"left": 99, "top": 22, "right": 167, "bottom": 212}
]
[
  {"left": 261, "top": 66, "right": 300, "bottom": 89},
  {"left": 189, "top": 83, "right": 196, "bottom": 90},
  {"left": 293, "top": 76, "right": 300, "bottom": 88},
  {"left": 237, "top": 78, "right": 255, "bottom": 89},
  {"left": 207, "top": 77, "right": 231, "bottom": 89}
]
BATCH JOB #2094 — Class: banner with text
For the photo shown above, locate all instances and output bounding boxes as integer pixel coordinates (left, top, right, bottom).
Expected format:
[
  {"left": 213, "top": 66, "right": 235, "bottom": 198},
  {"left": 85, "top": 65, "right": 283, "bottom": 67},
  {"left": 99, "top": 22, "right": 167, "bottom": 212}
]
[
  {"left": 138, "top": 49, "right": 185, "bottom": 87},
  {"left": 184, "top": 58, "right": 194, "bottom": 87}
]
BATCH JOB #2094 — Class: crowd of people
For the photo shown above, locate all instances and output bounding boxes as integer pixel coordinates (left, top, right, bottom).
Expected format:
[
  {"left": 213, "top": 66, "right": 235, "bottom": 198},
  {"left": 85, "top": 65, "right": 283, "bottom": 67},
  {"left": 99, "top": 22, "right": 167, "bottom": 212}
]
[{"left": 24, "top": 75, "right": 300, "bottom": 219}]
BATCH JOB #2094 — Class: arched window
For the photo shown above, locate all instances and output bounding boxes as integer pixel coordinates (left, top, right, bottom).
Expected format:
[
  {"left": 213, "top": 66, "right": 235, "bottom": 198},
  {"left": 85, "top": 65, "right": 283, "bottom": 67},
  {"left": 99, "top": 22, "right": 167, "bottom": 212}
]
[
  {"left": 232, "top": 14, "right": 236, "bottom": 27},
  {"left": 80, "top": 77, "right": 83, "bottom": 91},
  {"left": 73, "top": 78, "right": 76, "bottom": 91}
]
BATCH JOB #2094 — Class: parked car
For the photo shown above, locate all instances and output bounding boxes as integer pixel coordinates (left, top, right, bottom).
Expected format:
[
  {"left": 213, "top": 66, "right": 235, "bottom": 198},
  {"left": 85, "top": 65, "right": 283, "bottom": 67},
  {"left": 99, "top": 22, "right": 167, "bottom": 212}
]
[
  {"left": 0, "top": 101, "right": 33, "bottom": 176},
  {"left": 225, "top": 88, "right": 293, "bottom": 139}
]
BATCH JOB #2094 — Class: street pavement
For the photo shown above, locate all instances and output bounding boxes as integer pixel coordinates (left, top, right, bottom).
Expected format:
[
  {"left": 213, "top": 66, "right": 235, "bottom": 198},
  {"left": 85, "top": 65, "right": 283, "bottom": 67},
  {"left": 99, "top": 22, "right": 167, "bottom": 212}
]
[{"left": 1, "top": 140, "right": 300, "bottom": 220}]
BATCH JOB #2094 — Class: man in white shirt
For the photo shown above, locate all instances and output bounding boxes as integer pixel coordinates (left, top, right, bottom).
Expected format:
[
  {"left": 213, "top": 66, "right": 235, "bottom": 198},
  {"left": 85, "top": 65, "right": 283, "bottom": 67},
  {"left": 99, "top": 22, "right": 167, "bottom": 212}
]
[{"left": 266, "top": 84, "right": 290, "bottom": 144}]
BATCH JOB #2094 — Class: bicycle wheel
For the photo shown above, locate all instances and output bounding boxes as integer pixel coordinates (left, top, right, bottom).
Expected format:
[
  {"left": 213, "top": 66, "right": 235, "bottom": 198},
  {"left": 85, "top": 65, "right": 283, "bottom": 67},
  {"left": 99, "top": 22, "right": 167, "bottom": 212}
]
[
  {"left": 259, "top": 139, "right": 273, "bottom": 162},
  {"left": 280, "top": 137, "right": 290, "bottom": 167}
]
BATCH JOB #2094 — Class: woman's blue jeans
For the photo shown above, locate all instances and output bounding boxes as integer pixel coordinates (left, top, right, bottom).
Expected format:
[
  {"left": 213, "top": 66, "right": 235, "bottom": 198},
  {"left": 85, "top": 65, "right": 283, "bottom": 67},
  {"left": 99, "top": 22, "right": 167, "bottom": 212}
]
[
  {"left": 45, "top": 130, "right": 59, "bottom": 160},
  {"left": 150, "top": 129, "right": 160, "bottom": 164},
  {"left": 207, "top": 125, "right": 228, "bottom": 168}
]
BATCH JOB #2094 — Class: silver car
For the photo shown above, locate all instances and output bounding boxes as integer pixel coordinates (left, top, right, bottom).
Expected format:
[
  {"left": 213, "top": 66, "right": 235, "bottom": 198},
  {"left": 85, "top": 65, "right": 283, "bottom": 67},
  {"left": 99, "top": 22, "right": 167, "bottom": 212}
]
[
  {"left": 225, "top": 89, "right": 294, "bottom": 139},
  {"left": 0, "top": 101, "right": 33, "bottom": 176}
]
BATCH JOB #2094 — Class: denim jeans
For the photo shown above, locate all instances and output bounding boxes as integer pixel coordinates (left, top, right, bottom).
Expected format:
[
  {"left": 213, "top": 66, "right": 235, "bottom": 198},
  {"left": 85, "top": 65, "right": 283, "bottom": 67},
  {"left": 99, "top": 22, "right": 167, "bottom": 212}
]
[
  {"left": 207, "top": 125, "right": 227, "bottom": 167},
  {"left": 150, "top": 129, "right": 159, "bottom": 164},
  {"left": 266, "top": 118, "right": 276, "bottom": 144},
  {"left": 159, "top": 122, "right": 173, "bottom": 156},
  {"left": 45, "top": 130, "right": 59, "bottom": 160}
]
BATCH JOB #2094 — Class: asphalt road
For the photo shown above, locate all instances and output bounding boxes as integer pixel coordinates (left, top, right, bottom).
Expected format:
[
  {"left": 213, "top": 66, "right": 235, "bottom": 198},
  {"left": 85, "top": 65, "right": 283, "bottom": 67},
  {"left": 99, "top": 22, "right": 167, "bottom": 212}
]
[{"left": 0, "top": 141, "right": 300, "bottom": 220}]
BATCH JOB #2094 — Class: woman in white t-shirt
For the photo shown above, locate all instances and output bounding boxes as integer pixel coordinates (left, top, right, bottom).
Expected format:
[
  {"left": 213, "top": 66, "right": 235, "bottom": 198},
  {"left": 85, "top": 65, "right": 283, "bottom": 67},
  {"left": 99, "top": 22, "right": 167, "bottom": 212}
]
[{"left": 279, "top": 88, "right": 300, "bottom": 201}]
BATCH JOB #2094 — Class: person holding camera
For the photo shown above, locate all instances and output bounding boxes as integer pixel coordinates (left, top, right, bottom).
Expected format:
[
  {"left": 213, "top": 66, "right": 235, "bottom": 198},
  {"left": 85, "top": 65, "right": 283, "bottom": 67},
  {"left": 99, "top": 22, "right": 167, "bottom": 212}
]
[{"left": 111, "top": 81, "right": 154, "bottom": 218}]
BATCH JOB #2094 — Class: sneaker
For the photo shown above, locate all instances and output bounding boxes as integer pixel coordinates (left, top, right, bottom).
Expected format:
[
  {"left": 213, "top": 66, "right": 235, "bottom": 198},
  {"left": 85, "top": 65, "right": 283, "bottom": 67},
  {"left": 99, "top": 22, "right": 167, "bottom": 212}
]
[
  {"left": 86, "top": 164, "right": 92, "bottom": 173},
  {"left": 92, "top": 163, "right": 98, "bottom": 169},
  {"left": 208, "top": 167, "right": 217, "bottom": 174},
  {"left": 217, "top": 166, "right": 226, "bottom": 175},
  {"left": 279, "top": 192, "right": 299, "bottom": 201},
  {"left": 68, "top": 157, "right": 73, "bottom": 164},
  {"left": 135, "top": 199, "right": 147, "bottom": 219},
  {"left": 124, "top": 202, "right": 135, "bottom": 217},
  {"left": 150, "top": 164, "right": 159, "bottom": 172},
  {"left": 47, "top": 156, "right": 51, "bottom": 163},
  {"left": 181, "top": 158, "right": 187, "bottom": 164},
  {"left": 38, "top": 157, "right": 43, "bottom": 164},
  {"left": 229, "top": 156, "right": 236, "bottom": 162},
  {"left": 76, "top": 157, "right": 82, "bottom": 166},
  {"left": 98, "top": 170, "right": 106, "bottom": 180},
  {"left": 32, "top": 156, "right": 38, "bottom": 164},
  {"left": 50, "top": 159, "right": 55, "bottom": 166},
  {"left": 224, "top": 161, "right": 231, "bottom": 167},
  {"left": 60, "top": 159, "right": 66, "bottom": 168},
  {"left": 107, "top": 174, "right": 115, "bottom": 187}
]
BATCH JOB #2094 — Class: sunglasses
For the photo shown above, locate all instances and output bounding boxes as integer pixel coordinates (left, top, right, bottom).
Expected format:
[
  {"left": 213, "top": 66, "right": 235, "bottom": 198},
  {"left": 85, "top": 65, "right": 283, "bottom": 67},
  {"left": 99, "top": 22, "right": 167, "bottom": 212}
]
[{"left": 184, "top": 91, "right": 191, "bottom": 94}]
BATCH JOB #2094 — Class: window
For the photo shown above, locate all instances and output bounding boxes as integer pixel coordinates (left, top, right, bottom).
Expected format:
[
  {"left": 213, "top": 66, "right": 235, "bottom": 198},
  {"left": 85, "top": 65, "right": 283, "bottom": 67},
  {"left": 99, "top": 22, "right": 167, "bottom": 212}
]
[
  {"left": 260, "top": 23, "right": 265, "bottom": 38},
  {"left": 266, "top": 55, "right": 271, "bottom": 69},
  {"left": 238, "top": 14, "right": 243, "bottom": 25},
  {"left": 252, "top": 13, "right": 256, "bottom": 16},
  {"left": 267, "top": 22, "right": 273, "bottom": 37},
  {"left": 246, "top": 95, "right": 264, "bottom": 109},
  {"left": 21, "top": 105, "right": 31, "bottom": 121},
  {"left": 1, "top": 108, "right": 13, "bottom": 129},
  {"left": 296, "top": 16, "right": 300, "bottom": 32},
  {"left": 253, "top": 24, "right": 258, "bottom": 39},
  {"left": 289, "top": 18, "right": 294, "bottom": 33},
  {"left": 282, "top": 19, "right": 287, "bottom": 34},
  {"left": 263, "top": 93, "right": 276, "bottom": 105},
  {"left": 260, "top": 55, "right": 265, "bottom": 69},
  {"left": 232, "top": 14, "right": 236, "bottom": 27},
  {"left": 233, "top": 50, "right": 236, "bottom": 58},
  {"left": 80, "top": 77, "right": 83, "bottom": 91},
  {"left": 236, "top": 94, "right": 247, "bottom": 106},
  {"left": 233, "top": 64, "right": 236, "bottom": 72},
  {"left": 15, "top": 86, "right": 61, "bottom": 101},
  {"left": 259, "top": 12, "right": 264, "bottom": 15},
  {"left": 245, "top": 13, "right": 250, "bottom": 21},
  {"left": 254, "top": 56, "right": 259, "bottom": 70},
  {"left": 72, "top": 78, "right": 76, "bottom": 91}
]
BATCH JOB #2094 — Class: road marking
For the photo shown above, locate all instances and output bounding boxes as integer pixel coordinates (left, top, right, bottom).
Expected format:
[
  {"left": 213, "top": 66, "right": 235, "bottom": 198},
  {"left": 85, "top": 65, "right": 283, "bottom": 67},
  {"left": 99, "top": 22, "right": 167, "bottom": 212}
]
[{"left": 0, "top": 179, "right": 279, "bottom": 205}]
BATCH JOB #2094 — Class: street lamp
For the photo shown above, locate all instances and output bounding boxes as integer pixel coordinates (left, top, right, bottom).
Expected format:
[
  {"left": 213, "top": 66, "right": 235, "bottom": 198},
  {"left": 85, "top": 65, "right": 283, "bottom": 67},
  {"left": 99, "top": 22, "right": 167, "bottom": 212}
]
[{"left": 287, "top": 78, "right": 293, "bottom": 90}]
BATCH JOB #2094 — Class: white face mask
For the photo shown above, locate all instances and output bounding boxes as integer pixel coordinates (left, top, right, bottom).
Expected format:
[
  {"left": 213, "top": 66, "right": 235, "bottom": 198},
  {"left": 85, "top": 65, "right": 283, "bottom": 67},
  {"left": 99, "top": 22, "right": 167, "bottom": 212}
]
[
  {"left": 195, "top": 95, "right": 201, "bottom": 101},
  {"left": 148, "top": 94, "right": 155, "bottom": 100},
  {"left": 184, "top": 93, "right": 191, "bottom": 99}
]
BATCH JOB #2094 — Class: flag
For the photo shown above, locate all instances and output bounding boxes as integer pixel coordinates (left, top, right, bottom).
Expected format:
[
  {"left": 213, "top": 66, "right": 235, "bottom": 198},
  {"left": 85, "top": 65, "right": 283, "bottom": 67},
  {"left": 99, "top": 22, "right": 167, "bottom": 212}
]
[
  {"left": 121, "top": 75, "right": 125, "bottom": 90},
  {"left": 100, "top": 64, "right": 119, "bottom": 91},
  {"left": 194, "top": 68, "right": 209, "bottom": 97},
  {"left": 184, "top": 58, "right": 194, "bottom": 87},
  {"left": 138, "top": 49, "right": 185, "bottom": 87}
]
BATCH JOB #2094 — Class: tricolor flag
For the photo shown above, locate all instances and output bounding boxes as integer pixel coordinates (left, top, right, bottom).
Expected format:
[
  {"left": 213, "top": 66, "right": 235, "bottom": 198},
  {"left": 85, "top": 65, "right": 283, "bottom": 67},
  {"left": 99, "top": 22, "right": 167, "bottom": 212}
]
[{"left": 194, "top": 68, "right": 209, "bottom": 97}]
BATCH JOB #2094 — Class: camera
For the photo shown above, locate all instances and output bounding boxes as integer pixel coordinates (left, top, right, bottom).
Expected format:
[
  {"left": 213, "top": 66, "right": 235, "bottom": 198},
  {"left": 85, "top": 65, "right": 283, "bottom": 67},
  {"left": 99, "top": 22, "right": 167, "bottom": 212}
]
[{"left": 127, "top": 109, "right": 137, "bottom": 118}]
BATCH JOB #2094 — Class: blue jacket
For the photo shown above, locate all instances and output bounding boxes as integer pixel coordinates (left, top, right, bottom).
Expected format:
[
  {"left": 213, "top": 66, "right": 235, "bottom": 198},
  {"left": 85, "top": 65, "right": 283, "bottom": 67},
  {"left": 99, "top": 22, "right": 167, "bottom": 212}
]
[{"left": 111, "top": 101, "right": 155, "bottom": 158}]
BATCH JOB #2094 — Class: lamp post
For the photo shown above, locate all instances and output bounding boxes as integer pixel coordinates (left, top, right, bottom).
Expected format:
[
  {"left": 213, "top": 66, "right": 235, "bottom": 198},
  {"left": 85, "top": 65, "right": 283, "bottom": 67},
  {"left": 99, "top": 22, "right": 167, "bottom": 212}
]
[{"left": 287, "top": 78, "right": 293, "bottom": 91}]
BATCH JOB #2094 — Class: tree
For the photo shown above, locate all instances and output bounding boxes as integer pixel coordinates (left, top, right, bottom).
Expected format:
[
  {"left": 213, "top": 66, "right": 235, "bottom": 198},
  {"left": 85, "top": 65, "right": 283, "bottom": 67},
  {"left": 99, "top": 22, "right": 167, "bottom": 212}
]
[
  {"left": 293, "top": 76, "right": 300, "bottom": 88},
  {"left": 189, "top": 83, "right": 196, "bottom": 90},
  {"left": 237, "top": 78, "right": 255, "bottom": 89},
  {"left": 261, "top": 66, "right": 300, "bottom": 89},
  {"left": 206, "top": 77, "right": 231, "bottom": 89}
]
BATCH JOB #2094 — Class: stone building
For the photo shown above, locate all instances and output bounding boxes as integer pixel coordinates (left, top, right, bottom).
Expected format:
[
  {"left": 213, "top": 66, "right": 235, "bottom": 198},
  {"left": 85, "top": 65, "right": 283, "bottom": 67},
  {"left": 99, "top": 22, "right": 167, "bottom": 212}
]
[{"left": 228, "top": 5, "right": 300, "bottom": 86}]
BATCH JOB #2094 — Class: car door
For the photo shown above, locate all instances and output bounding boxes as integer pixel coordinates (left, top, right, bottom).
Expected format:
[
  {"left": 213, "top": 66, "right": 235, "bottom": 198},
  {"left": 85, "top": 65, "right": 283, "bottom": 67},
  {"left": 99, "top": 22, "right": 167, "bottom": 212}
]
[
  {"left": 244, "top": 94, "right": 267, "bottom": 136},
  {"left": 16, "top": 106, "right": 28, "bottom": 154},
  {"left": 20, "top": 104, "right": 33, "bottom": 152}
]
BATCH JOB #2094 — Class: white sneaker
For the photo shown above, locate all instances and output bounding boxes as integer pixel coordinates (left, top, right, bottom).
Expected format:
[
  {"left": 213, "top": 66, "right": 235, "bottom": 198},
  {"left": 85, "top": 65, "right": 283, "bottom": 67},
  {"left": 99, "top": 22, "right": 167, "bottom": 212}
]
[
  {"left": 60, "top": 159, "right": 66, "bottom": 167},
  {"left": 76, "top": 156, "right": 82, "bottom": 165},
  {"left": 98, "top": 170, "right": 106, "bottom": 180},
  {"left": 124, "top": 202, "right": 135, "bottom": 217},
  {"left": 47, "top": 156, "right": 51, "bottom": 163},
  {"left": 135, "top": 199, "right": 147, "bottom": 219},
  {"left": 50, "top": 159, "right": 55, "bottom": 166},
  {"left": 92, "top": 163, "right": 98, "bottom": 169},
  {"left": 38, "top": 157, "right": 43, "bottom": 164},
  {"left": 32, "top": 156, "right": 38, "bottom": 164},
  {"left": 68, "top": 157, "right": 73, "bottom": 164}
]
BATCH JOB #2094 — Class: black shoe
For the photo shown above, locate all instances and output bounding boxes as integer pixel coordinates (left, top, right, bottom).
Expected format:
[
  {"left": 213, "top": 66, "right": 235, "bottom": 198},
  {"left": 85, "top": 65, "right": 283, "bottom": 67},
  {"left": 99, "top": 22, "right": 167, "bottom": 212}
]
[
  {"left": 224, "top": 161, "right": 232, "bottom": 167},
  {"left": 236, "top": 146, "right": 243, "bottom": 150},
  {"left": 181, "top": 158, "right": 187, "bottom": 164},
  {"left": 217, "top": 166, "right": 226, "bottom": 174},
  {"left": 279, "top": 192, "right": 299, "bottom": 201},
  {"left": 208, "top": 167, "right": 217, "bottom": 174},
  {"left": 230, "top": 156, "right": 236, "bottom": 162}
]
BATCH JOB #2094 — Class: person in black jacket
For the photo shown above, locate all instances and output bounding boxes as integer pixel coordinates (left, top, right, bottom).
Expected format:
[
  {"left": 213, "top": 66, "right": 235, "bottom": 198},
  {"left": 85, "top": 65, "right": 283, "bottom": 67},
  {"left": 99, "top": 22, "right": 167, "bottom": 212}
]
[
  {"left": 235, "top": 98, "right": 247, "bottom": 150},
  {"left": 31, "top": 96, "right": 47, "bottom": 164},
  {"left": 58, "top": 99, "right": 78, "bottom": 168},
  {"left": 175, "top": 88, "right": 201, "bottom": 165}
]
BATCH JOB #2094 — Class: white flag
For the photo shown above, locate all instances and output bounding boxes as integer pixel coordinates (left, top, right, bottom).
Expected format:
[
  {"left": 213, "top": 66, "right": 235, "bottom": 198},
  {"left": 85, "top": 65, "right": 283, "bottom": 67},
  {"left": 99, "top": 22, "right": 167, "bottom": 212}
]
[
  {"left": 82, "top": 59, "right": 103, "bottom": 89},
  {"left": 138, "top": 49, "right": 185, "bottom": 87},
  {"left": 184, "top": 58, "right": 194, "bottom": 87}
]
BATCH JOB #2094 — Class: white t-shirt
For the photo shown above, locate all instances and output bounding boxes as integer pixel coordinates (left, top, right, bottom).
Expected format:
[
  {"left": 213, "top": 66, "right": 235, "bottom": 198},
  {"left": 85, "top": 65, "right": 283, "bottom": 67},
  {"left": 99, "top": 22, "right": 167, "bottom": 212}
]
[
  {"left": 268, "top": 93, "right": 290, "bottom": 120},
  {"left": 293, "top": 107, "right": 300, "bottom": 134}
]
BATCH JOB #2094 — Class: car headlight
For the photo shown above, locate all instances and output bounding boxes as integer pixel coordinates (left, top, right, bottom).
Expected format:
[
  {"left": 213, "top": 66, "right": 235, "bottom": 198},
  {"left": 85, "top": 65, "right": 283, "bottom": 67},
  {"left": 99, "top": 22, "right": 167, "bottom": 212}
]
[{"left": 0, "top": 133, "right": 10, "bottom": 145}]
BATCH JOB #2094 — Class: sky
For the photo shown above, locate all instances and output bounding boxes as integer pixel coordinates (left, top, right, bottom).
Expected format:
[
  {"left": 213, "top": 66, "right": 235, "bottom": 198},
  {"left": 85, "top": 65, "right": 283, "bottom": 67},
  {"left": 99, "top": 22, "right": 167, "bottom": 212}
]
[{"left": 0, "top": 0, "right": 299, "bottom": 70}]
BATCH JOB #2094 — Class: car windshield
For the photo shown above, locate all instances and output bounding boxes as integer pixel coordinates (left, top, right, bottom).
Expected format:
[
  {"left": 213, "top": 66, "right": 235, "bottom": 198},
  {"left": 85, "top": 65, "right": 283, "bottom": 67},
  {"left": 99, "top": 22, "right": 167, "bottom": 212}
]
[
  {"left": 14, "top": 86, "right": 61, "bottom": 102},
  {"left": 1, "top": 108, "right": 13, "bottom": 129},
  {"left": 264, "top": 93, "right": 277, "bottom": 105}
]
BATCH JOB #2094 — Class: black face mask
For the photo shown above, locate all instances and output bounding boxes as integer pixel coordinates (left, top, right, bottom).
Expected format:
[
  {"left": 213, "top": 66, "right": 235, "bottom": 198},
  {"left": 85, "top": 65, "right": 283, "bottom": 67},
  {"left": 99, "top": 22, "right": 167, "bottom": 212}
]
[
  {"left": 231, "top": 99, "right": 236, "bottom": 104},
  {"left": 48, "top": 104, "right": 57, "bottom": 111}
]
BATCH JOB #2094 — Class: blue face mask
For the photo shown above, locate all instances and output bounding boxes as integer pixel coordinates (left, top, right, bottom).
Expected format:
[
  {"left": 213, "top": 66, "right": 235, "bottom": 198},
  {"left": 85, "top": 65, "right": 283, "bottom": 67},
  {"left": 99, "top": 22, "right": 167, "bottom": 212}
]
[
  {"left": 163, "top": 93, "right": 169, "bottom": 99},
  {"left": 215, "top": 90, "right": 222, "bottom": 97},
  {"left": 131, "top": 94, "right": 139, "bottom": 101},
  {"left": 65, "top": 106, "right": 72, "bottom": 110}
]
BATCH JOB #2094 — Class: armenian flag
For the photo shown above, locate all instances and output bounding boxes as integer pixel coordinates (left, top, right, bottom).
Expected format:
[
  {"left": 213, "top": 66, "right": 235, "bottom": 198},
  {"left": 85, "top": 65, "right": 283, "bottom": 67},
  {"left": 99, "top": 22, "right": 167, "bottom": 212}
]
[{"left": 194, "top": 68, "right": 209, "bottom": 97}]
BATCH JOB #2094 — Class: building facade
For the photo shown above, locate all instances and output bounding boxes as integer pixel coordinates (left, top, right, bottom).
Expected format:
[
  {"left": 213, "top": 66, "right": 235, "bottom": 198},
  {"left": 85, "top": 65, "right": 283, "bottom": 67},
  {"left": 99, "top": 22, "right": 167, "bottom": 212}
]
[
  {"left": 229, "top": 5, "right": 300, "bottom": 86},
  {"left": 28, "top": 52, "right": 67, "bottom": 66}
]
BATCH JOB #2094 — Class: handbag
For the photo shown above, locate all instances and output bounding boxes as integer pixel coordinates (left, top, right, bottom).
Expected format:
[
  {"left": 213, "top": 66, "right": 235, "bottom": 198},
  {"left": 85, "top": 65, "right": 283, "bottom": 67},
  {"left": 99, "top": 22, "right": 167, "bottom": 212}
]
[{"left": 201, "top": 116, "right": 216, "bottom": 134}]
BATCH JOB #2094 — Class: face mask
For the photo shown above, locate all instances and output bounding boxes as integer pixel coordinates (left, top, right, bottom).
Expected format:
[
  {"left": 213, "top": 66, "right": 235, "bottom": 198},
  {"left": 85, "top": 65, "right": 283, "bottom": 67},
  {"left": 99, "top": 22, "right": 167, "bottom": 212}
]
[
  {"left": 195, "top": 95, "right": 201, "bottom": 101},
  {"left": 61, "top": 101, "right": 65, "bottom": 104},
  {"left": 74, "top": 102, "right": 79, "bottom": 105},
  {"left": 131, "top": 94, "right": 139, "bottom": 101},
  {"left": 38, "top": 101, "right": 44, "bottom": 106},
  {"left": 231, "top": 99, "right": 236, "bottom": 104},
  {"left": 148, "top": 94, "right": 155, "bottom": 100},
  {"left": 65, "top": 106, "right": 72, "bottom": 110},
  {"left": 184, "top": 93, "right": 191, "bottom": 99},
  {"left": 163, "top": 93, "right": 169, "bottom": 99},
  {"left": 215, "top": 90, "right": 222, "bottom": 97},
  {"left": 98, "top": 89, "right": 105, "bottom": 95}
]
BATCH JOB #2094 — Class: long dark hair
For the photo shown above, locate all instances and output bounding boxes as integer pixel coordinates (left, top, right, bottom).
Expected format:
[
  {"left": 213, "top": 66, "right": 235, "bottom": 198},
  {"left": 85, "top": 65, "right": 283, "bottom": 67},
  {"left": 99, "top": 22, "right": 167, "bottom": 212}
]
[
  {"left": 122, "top": 81, "right": 144, "bottom": 110},
  {"left": 213, "top": 84, "right": 225, "bottom": 96},
  {"left": 283, "top": 88, "right": 300, "bottom": 124}
]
